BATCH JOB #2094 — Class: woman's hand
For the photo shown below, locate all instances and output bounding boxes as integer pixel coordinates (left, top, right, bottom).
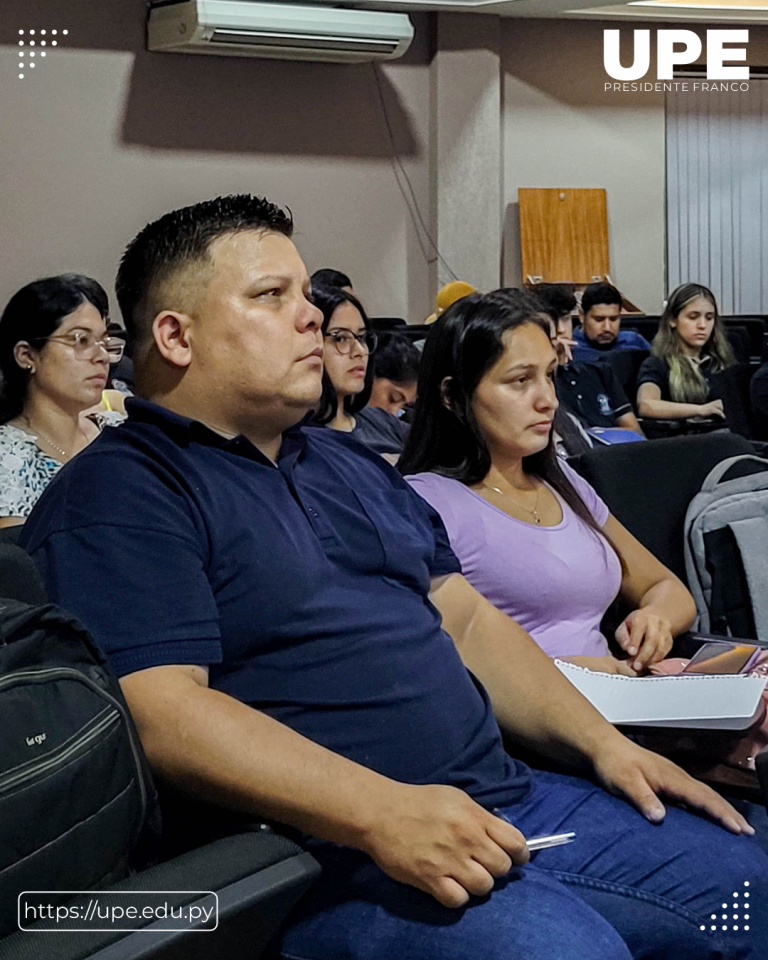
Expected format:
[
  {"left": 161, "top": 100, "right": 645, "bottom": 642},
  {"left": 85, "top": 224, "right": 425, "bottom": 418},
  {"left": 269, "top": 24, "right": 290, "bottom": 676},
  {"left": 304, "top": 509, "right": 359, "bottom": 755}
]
[
  {"left": 615, "top": 610, "right": 673, "bottom": 671},
  {"left": 701, "top": 399, "right": 725, "bottom": 419},
  {"left": 561, "top": 655, "right": 639, "bottom": 676}
]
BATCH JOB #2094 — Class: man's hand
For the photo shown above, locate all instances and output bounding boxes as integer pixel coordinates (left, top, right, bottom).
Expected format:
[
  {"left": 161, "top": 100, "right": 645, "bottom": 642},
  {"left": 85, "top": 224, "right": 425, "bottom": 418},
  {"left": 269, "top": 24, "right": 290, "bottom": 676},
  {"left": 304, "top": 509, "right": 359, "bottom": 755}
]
[
  {"left": 562, "top": 655, "right": 639, "bottom": 676},
  {"left": 615, "top": 609, "right": 673, "bottom": 671},
  {"left": 360, "top": 782, "right": 529, "bottom": 908},
  {"left": 592, "top": 739, "right": 754, "bottom": 836}
]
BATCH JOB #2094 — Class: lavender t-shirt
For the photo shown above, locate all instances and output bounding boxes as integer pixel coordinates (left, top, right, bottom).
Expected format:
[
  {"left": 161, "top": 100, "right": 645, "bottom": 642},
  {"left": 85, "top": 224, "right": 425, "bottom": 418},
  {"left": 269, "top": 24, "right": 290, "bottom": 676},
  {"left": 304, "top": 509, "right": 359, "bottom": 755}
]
[{"left": 406, "top": 462, "right": 621, "bottom": 659}]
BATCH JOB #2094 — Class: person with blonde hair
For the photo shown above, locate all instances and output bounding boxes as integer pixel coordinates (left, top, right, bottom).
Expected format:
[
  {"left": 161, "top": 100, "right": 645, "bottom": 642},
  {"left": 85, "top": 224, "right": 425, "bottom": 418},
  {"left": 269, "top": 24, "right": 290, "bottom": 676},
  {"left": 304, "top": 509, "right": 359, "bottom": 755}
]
[{"left": 636, "top": 283, "right": 734, "bottom": 422}]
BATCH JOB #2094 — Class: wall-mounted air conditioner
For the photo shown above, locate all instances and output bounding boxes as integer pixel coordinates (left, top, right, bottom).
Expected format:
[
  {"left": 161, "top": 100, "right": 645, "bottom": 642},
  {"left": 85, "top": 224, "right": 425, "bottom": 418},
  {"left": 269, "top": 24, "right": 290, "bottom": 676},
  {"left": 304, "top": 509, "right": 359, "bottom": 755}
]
[{"left": 148, "top": 0, "right": 414, "bottom": 63}]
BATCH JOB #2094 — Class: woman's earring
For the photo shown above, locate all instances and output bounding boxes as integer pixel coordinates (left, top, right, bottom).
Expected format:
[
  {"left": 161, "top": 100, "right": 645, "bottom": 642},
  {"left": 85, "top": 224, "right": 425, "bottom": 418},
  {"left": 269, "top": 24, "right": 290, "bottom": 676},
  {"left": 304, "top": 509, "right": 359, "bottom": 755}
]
[{"left": 26, "top": 366, "right": 33, "bottom": 372}]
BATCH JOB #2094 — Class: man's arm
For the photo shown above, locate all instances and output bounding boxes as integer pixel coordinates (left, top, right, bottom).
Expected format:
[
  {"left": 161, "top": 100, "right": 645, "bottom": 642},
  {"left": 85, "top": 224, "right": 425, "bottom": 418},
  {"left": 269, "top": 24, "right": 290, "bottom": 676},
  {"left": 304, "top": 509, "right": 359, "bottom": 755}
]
[
  {"left": 120, "top": 663, "right": 529, "bottom": 908},
  {"left": 616, "top": 411, "right": 644, "bottom": 436},
  {"left": 429, "top": 574, "right": 751, "bottom": 834}
]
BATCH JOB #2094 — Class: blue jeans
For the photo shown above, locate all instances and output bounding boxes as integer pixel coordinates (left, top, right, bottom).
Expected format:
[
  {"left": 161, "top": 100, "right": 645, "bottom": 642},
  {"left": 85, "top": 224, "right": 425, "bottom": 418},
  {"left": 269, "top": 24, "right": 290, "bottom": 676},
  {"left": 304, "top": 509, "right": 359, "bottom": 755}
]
[{"left": 280, "top": 770, "right": 768, "bottom": 960}]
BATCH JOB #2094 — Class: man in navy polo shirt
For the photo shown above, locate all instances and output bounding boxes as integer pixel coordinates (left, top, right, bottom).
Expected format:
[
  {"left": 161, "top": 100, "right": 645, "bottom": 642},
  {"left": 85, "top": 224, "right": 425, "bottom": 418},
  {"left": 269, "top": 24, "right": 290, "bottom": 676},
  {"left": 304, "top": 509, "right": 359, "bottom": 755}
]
[{"left": 21, "top": 197, "right": 768, "bottom": 960}]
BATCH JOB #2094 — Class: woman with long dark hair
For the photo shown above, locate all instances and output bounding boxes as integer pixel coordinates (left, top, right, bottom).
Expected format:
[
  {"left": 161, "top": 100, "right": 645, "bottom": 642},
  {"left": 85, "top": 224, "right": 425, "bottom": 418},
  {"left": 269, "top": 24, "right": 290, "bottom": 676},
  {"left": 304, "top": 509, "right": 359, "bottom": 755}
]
[
  {"left": 312, "top": 286, "right": 408, "bottom": 455},
  {"left": 0, "top": 274, "right": 126, "bottom": 527},
  {"left": 637, "top": 283, "right": 734, "bottom": 421},
  {"left": 399, "top": 289, "right": 695, "bottom": 673}
]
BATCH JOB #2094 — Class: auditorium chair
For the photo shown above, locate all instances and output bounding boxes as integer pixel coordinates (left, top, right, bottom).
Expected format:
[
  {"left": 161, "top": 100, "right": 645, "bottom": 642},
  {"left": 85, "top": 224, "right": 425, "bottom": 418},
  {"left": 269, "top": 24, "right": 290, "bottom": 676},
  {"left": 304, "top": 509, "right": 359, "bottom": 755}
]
[
  {"left": 570, "top": 431, "right": 754, "bottom": 583},
  {"left": 570, "top": 432, "right": 768, "bottom": 801},
  {"left": 721, "top": 316, "right": 768, "bottom": 362},
  {"left": 0, "top": 545, "right": 321, "bottom": 960}
]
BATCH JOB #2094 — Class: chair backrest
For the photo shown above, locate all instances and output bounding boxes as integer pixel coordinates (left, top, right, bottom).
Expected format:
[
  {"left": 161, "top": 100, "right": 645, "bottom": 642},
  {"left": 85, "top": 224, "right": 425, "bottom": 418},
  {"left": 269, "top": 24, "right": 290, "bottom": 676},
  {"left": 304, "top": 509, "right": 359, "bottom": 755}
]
[
  {"left": 570, "top": 431, "right": 754, "bottom": 581},
  {"left": 725, "top": 325, "right": 751, "bottom": 364},
  {"left": 623, "top": 317, "right": 659, "bottom": 344},
  {"left": 0, "top": 543, "right": 46, "bottom": 605},
  {"left": 593, "top": 349, "right": 649, "bottom": 407},
  {"left": 721, "top": 316, "right": 767, "bottom": 360},
  {"left": 713, "top": 363, "right": 758, "bottom": 439}
]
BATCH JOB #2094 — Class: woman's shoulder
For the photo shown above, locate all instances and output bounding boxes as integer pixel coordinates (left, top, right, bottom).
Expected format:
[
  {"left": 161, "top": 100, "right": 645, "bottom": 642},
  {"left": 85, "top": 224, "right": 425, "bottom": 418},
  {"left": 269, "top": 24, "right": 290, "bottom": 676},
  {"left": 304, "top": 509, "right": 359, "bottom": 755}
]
[
  {"left": 0, "top": 423, "right": 41, "bottom": 458},
  {"left": 404, "top": 471, "right": 465, "bottom": 496},
  {"left": 637, "top": 353, "right": 669, "bottom": 383},
  {"left": 555, "top": 460, "right": 610, "bottom": 527}
]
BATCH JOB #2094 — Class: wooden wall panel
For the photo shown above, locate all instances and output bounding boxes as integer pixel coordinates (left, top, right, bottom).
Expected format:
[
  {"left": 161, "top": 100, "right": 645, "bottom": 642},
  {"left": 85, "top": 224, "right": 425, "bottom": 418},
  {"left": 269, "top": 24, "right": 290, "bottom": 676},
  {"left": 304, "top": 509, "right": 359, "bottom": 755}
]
[{"left": 519, "top": 188, "right": 610, "bottom": 284}]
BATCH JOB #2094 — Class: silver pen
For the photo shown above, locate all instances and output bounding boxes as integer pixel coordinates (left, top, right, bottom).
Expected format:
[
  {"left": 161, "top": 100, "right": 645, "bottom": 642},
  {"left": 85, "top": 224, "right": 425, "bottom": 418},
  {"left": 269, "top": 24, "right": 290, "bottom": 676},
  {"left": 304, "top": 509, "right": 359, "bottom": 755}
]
[
  {"left": 526, "top": 831, "right": 576, "bottom": 852},
  {"left": 492, "top": 808, "right": 576, "bottom": 852}
]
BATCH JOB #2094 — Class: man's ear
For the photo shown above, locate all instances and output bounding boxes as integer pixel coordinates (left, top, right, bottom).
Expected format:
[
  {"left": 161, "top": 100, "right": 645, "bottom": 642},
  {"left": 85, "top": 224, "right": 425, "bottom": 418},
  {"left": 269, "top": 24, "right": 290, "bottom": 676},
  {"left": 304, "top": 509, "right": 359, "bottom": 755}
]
[{"left": 152, "top": 311, "right": 193, "bottom": 369}]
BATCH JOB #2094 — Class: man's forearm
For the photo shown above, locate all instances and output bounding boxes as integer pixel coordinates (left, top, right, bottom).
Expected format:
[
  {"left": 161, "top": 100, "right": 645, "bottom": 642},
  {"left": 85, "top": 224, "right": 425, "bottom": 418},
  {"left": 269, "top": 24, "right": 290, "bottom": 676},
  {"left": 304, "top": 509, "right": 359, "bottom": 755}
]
[
  {"left": 432, "top": 575, "right": 626, "bottom": 769},
  {"left": 121, "top": 668, "right": 398, "bottom": 848}
]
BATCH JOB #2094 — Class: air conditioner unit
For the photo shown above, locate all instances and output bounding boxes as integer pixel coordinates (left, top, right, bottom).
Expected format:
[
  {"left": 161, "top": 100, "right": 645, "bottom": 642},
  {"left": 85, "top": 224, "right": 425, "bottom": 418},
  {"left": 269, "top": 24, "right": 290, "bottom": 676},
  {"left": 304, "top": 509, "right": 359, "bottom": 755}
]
[{"left": 148, "top": 0, "right": 414, "bottom": 63}]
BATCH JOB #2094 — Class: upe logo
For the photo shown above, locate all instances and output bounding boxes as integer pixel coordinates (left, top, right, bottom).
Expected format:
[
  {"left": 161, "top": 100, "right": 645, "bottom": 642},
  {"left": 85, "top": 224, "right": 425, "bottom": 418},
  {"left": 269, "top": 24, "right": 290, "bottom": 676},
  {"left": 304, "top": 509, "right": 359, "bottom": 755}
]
[{"left": 604, "top": 29, "right": 749, "bottom": 81}]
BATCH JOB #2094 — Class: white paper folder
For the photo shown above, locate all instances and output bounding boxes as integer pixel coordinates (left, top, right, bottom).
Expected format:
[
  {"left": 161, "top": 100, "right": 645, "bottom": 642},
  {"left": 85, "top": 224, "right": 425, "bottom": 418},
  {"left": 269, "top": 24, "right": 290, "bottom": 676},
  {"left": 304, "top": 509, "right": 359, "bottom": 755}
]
[{"left": 555, "top": 660, "right": 767, "bottom": 730}]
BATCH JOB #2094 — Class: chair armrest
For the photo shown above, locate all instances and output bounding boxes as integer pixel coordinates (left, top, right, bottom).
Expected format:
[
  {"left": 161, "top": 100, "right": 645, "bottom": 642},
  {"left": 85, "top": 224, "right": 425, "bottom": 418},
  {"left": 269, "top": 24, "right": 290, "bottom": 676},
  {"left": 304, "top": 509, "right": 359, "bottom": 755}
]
[{"left": 2, "top": 831, "right": 320, "bottom": 960}]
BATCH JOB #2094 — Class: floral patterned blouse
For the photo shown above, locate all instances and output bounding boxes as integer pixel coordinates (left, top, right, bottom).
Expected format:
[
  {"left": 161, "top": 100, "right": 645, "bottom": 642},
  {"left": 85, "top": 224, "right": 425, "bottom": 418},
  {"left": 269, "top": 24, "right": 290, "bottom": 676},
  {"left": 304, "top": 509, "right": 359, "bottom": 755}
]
[{"left": 0, "top": 413, "right": 124, "bottom": 519}]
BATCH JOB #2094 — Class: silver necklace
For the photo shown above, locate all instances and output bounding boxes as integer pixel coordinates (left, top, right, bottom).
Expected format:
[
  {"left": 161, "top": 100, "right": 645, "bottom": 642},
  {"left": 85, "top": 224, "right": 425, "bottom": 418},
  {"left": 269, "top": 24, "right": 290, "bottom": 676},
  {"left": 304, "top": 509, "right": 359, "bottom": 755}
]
[{"left": 484, "top": 482, "right": 542, "bottom": 524}]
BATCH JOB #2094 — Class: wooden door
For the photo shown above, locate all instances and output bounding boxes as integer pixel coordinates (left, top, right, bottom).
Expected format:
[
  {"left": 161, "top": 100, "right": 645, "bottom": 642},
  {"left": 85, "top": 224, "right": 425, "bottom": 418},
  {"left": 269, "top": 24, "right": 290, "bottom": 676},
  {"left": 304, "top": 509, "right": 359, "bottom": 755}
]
[{"left": 519, "top": 188, "right": 610, "bottom": 284}]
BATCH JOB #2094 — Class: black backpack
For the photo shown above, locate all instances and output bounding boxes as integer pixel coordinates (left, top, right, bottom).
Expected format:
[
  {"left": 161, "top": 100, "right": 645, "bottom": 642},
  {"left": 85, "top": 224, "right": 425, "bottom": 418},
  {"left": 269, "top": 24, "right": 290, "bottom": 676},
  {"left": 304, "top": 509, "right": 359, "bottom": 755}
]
[{"left": 0, "top": 600, "right": 159, "bottom": 936}]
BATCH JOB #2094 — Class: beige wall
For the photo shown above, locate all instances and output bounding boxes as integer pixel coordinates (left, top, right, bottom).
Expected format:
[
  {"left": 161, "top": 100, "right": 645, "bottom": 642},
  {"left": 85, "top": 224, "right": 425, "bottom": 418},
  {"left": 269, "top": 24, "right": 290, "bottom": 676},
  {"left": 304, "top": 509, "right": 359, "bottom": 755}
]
[
  {"left": 502, "top": 20, "right": 768, "bottom": 314},
  {"left": 0, "top": 0, "right": 433, "bottom": 322},
  {"left": 502, "top": 18, "right": 667, "bottom": 312},
  {"left": 5, "top": 4, "right": 768, "bottom": 322}
]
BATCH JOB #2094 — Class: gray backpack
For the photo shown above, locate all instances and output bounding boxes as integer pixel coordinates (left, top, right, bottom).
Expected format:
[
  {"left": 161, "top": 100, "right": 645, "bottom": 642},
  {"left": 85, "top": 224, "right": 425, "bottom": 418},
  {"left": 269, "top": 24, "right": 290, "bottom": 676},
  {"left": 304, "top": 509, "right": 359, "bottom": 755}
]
[{"left": 684, "top": 454, "right": 768, "bottom": 641}]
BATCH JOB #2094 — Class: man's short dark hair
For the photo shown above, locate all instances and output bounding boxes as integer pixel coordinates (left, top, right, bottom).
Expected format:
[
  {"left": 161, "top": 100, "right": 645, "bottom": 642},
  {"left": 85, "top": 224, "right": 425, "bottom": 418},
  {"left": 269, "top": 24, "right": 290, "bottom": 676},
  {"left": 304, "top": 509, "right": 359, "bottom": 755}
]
[
  {"left": 311, "top": 268, "right": 352, "bottom": 291},
  {"left": 531, "top": 284, "right": 577, "bottom": 323},
  {"left": 115, "top": 194, "right": 293, "bottom": 351},
  {"left": 581, "top": 282, "right": 623, "bottom": 316}
]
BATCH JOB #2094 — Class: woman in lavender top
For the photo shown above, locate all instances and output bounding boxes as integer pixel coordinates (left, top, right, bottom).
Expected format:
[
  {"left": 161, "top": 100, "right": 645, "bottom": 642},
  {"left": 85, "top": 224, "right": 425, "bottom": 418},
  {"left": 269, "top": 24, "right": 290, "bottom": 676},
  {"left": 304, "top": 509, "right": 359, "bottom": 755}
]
[{"left": 399, "top": 289, "right": 695, "bottom": 674}]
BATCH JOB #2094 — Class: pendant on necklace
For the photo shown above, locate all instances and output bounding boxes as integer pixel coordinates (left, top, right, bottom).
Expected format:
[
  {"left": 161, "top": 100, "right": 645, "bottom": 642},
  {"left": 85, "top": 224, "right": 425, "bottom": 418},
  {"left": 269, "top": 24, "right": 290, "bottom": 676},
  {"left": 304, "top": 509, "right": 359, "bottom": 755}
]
[{"left": 532, "top": 513, "right": 542, "bottom": 525}]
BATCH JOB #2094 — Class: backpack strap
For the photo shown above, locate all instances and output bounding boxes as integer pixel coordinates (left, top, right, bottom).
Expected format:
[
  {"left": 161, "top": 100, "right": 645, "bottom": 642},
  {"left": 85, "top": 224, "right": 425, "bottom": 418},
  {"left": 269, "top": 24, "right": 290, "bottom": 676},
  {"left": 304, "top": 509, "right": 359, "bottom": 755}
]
[{"left": 700, "top": 454, "right": 768, "bottom": 494}]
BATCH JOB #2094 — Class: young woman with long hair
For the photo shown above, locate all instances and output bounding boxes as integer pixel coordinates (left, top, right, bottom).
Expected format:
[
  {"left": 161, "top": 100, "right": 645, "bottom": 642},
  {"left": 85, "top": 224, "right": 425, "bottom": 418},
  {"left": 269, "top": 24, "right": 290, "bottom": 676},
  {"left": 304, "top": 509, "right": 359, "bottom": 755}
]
[
  {"left": 0, "top": 274, "right": 126, "bottom": 527},
  {"left": 399, "top": 289, "right": 695, "bottom": 674},
  {"left": 636, "top": 283, "right": 734, "bottom": 421},
  {"left": 311, "top": 286, "right": 408, "bottom": 455}
]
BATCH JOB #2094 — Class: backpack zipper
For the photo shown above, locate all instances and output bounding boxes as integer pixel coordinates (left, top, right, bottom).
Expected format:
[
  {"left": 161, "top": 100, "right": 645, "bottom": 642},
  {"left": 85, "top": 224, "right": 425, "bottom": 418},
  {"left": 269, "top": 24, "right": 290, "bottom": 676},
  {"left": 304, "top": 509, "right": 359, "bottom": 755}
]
[
  {"left": 0, "top": 707, "right": 120, "bottom": 796},
  {"left": 0, "top": 667, "right": 148, "bottom": 826}
]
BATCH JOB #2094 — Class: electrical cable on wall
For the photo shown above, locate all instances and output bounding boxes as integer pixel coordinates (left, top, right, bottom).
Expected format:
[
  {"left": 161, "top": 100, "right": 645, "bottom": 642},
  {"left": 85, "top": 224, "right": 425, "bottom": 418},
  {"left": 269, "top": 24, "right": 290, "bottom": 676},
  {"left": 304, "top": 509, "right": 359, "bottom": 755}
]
[{"left": 370, "top": 63, "right": 459, "bottom": 286}]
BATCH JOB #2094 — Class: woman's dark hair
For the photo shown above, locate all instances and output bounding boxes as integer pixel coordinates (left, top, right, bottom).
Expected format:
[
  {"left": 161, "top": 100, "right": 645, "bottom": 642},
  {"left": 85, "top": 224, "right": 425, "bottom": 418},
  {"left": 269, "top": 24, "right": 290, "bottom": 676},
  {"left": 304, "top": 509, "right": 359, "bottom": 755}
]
[
  {"left": 0, "top": 274, "right": 110, "bottom": 424},
  {"left": 311, "top": 268, "right": 352, "bottom": 291},
  {"left": 311, "top": 286, "right": 374, "bottom": 425},
  {"left": 373, "top": 332, "right": 421, "bottom": 385},
  {"left": 398, "top": 288, "right": 612, "bottom": 548}
]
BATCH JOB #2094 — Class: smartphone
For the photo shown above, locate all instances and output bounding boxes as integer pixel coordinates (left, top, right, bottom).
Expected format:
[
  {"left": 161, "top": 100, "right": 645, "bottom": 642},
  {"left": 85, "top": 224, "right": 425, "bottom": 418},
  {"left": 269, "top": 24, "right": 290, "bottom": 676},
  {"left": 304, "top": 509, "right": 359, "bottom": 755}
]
[{"left": 682, "top": 640, "right": 762, "bottom": 675}]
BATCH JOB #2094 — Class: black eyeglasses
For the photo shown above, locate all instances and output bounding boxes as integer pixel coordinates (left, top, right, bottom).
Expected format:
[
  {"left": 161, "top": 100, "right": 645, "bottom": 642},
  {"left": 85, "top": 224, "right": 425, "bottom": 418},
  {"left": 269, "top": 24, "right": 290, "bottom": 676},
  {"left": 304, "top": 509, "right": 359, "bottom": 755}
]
[{"left": 324, "top": 330, "right": 378, "bottom": 356}]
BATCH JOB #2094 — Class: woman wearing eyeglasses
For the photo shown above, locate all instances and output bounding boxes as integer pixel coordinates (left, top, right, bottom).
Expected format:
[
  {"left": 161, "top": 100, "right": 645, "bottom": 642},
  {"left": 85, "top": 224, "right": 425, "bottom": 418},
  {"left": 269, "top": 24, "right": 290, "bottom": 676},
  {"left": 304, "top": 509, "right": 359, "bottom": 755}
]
[
  {"left": 0, "top": 274, "right": 127, "bottom": 528},
  {"left": 311, "top": 286, "right": 409, "bottom": 456}
]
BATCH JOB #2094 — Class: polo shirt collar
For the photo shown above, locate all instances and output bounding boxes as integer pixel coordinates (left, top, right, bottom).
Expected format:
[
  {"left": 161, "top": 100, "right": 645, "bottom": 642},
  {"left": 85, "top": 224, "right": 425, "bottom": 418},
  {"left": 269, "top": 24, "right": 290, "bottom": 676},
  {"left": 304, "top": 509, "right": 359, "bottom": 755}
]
[{"left": 124, "top": 396, "right": 311, "bottom": 465}]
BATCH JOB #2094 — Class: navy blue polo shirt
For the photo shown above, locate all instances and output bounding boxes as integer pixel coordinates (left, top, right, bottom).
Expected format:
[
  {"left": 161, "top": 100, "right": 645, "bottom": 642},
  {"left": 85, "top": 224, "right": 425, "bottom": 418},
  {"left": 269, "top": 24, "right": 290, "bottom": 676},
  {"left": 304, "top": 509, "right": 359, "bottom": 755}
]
[{"left": 21, "top": 399, "right": 530, "bottom": 809}]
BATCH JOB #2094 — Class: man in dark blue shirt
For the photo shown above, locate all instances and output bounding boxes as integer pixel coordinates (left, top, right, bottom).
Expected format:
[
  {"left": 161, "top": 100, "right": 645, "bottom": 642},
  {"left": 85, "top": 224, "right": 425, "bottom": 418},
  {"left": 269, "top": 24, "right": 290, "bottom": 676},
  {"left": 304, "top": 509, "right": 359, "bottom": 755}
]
[
  {"left": 572, "top": 282, "right": 652, "bottom": 362},
  {"left": 21, "top": 197, "right": 767, "bottom": 960}
]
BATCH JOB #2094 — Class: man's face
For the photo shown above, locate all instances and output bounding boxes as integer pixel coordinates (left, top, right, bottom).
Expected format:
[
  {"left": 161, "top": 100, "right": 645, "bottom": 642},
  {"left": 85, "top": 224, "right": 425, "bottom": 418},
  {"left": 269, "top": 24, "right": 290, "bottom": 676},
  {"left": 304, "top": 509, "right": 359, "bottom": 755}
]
[
  {"left": 187, "top": 231, "right": 324, "bottom": 422},
  {"left": 582, "top": 303, "right": 621, "bottom": 346}
]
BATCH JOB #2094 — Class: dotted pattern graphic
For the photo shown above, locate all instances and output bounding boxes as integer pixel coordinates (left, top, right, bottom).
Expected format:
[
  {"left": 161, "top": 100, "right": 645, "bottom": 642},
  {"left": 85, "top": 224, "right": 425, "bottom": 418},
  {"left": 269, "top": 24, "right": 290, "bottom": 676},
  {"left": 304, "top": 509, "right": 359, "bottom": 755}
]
[
  {"left": 699, "top": 882, "right": 751, "bottom": 934},
  {"left": 16, "top": 28, "right": 68, "bottom": 79}
]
